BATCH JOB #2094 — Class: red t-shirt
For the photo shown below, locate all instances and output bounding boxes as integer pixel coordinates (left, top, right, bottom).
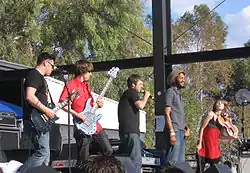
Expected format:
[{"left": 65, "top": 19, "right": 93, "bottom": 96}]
[{"left": 59, "top": 77, "right": 103, "bottom": 134}]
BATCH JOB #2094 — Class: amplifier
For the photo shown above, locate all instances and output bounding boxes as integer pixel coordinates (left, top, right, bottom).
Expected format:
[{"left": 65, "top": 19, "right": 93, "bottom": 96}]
[
  {"left": 0, "top": 112, "right": 16, "bottom": 127},
  {"left": 0, "top": 126, "right": 21, "bottom": 150}
]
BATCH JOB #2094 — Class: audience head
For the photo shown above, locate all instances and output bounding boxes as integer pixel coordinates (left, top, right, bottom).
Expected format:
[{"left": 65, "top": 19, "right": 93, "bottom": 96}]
[{"left": 75, "top": 155, "right": 125, "bottom": 173}]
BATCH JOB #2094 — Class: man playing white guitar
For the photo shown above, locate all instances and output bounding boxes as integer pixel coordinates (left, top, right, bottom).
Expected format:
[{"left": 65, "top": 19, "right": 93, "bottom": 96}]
[{"left": 59, "top": 59, "right": 113, "bottom": 164}]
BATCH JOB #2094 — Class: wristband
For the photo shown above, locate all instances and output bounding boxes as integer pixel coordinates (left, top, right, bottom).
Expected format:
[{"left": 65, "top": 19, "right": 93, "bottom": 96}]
[
  {"left": 170, "top": 129, "right": 174, "bottom": 133},
  {"left": 170, "top": 132, "right": 176, "bottom": 137}
]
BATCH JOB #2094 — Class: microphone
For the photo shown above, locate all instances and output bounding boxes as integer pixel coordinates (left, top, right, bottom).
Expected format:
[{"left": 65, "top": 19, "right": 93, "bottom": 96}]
[
  {"left": 52, "top": 66, "right": 68, "bottom": 75},
  {"left": 141, "top": 89, "right": 154, "bottom": 100}
]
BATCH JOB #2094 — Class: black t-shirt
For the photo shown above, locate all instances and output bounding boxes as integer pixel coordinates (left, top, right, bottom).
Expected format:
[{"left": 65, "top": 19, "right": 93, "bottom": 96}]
[
  {"left": 23, "top": 69, "right": 48, "bottom": 120},
  {"left": 118, "top": 88, "right": 140, "bottom": 134}
]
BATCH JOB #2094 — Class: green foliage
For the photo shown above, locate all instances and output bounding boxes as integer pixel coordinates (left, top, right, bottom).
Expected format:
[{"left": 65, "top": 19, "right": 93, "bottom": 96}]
[
  {"left": 0, "top": 0, "right": 43, "bottom": 65},
  {"left": 0, "top": 0, "right": 152, "bottom": 64},
  {"left": 173, "top": 4, "right": 227, "bottom": 52},
  {"left": 228, "top": 41, "right": 250, "bottom": 140},
  {"left": 182, "top": 89, "right": 203, "bottom": 154},
  {"left": 172, "top": 4, "right": 231, "bottom": 111}
]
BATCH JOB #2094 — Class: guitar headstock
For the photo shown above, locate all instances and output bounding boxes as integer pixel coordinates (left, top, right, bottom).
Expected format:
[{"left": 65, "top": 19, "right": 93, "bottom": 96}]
[{"left": 108, "top": 67, "right": 120, "bottom": 79}]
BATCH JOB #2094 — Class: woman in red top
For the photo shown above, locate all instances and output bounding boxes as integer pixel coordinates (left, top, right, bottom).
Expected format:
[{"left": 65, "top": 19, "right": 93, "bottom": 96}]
[{"left": 196, "top": 99, "right": 237, "bottom": 173}]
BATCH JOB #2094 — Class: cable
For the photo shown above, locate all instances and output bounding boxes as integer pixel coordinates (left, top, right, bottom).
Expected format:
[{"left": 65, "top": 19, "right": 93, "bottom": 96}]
[
  {"left": 90, "top": 0, "right": 227, "bottom": 48},
  {"left": 87, "top": 4, "right": 153, "bottom": 46},
  {"left": 171, "top": 0, "right": 227, "bottom": 45}
]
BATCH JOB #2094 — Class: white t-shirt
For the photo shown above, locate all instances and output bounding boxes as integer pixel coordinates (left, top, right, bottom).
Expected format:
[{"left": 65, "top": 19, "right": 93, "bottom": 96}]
[{"left": 0, "top": 160, "right": 23, "bottom": 173}]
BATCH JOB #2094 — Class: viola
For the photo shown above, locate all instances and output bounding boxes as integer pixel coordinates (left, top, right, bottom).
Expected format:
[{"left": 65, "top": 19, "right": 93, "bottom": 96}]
[{"left": 218, "top": 113, "right": 238, "bottom": 137}]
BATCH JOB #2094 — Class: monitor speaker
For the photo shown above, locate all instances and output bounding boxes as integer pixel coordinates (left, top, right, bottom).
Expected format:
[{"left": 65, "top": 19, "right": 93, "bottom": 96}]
[
  {"left": 0, "top": 127, "right": 20, "bottom": 150},
  {"left": 163, "top": 161, "right": 194, "bottom": 173}
]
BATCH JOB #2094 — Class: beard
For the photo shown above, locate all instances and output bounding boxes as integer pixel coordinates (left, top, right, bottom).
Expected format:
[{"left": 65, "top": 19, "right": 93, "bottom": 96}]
[{"left": 176, "top": 82, "right": 185, "bottom": 89}]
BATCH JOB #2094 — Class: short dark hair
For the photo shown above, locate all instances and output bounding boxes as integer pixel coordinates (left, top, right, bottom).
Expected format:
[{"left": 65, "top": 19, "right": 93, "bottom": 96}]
[
  {"left": 37, "top": 52, "right": 55, "bottom": 65},
  {"left": 75, "top": 155, "right": 125, "bottom": 173},
  {"left": 75, "top": 59, "right": 94, "bottom": 76},
  {"left": 127, "top": 74, "right": 142, "bottom": 88}
]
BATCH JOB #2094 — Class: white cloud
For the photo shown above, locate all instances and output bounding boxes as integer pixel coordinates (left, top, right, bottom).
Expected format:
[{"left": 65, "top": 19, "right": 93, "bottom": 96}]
[
  {"left": 142, "top": 0, "right": 250, "bottom": 48},
  {"left": 171, "top": 0, "right": 219, "bottom": 16},
  {"left": 142, "top": 0, "right": 220, "bottom": 16},
  {"left": 224, "top": 6, "right": 250, "bottom": 48}
]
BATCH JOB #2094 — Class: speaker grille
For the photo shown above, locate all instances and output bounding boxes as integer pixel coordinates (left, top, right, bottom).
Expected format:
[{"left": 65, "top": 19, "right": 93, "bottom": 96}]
[{"left": 0, "top": 128, "right": 20, "bottom": 150}]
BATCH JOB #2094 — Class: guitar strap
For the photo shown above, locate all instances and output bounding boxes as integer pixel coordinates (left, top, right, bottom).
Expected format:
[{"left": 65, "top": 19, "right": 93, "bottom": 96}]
[{"left": 44, "top": 78, "right": 55, "bottom": 106}]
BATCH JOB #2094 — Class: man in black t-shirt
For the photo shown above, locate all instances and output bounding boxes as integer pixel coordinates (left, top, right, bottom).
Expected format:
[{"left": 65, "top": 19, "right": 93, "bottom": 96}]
[
  {"left": 118, "top": 74, "right": 150, "bottom": 173},
  {"left": 18, "top": 52, "right": 56, "bottom": 173}
]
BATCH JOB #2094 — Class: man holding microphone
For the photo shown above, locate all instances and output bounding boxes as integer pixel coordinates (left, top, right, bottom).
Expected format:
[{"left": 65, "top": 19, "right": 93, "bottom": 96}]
[{"left": 118, "top": 74, "right": 151, "bottom": 173}]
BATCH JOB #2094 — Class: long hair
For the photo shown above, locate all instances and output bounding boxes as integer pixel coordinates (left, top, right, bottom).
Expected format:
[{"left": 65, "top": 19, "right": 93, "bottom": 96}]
[{"left": 212, "top": 99, "right": 229, "bottom": 114}]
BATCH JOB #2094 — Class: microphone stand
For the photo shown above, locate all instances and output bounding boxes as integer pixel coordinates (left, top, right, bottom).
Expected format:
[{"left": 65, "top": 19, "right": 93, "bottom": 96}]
[
  {"left": 60, "top": 74, "right": 72, "bottom": 173},
  {"left": 241, "top": 101, "right": 250, "bottom": 141},
  {"left": 240, "top": 101, "right": 250, "bottom": 153},
  {"left": 241, "top": 104, "right": 245, "bottom": 141}
]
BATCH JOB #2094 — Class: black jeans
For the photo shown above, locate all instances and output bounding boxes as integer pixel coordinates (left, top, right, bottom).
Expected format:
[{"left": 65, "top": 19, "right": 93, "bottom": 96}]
[
  {"left": 196, "top": 154, "right": 221, "bottom": 173},
  {"left": 74, "top": 129, "right": 113, "bottom": 162}
]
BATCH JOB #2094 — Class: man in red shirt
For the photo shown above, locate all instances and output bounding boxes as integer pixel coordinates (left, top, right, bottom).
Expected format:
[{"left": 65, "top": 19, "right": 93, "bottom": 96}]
[{"left": 59, "top": 59, "right": 112, "bottom": 164}]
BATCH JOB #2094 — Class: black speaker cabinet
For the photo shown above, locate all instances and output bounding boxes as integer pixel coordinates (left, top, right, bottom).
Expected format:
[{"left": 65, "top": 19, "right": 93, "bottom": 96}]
[
  {"left": 163, "top": 161, "right": 194, "bottom": 173},
  {"left": 0, "top": 127, "right": 20, "bottom": 150},
  {"left": 204, "top": 164, "right": 232, "bottom": 173}
]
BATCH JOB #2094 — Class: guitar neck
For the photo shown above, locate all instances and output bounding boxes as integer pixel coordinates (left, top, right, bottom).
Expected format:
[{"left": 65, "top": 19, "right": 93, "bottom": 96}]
[
  {"left": 91, "top": 77, "right": 113, "bottom": 112},
  {"left": 53, "top": 99, "right": 68, "bottom": 113}
]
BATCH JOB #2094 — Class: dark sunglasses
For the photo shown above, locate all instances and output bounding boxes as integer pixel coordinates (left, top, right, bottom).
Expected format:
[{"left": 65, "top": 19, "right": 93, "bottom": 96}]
[{"left": 47, "top": 61, "right": 55, "bottom": 70}]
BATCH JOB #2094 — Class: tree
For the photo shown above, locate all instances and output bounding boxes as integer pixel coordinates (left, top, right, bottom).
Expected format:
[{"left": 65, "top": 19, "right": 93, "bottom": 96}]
[
  {"left": 172, "top": 4, "right": 231, "bottom": 108},
  {"left": 0, "top": 0, "right": 43, "bottom": 65},
  {"left": 228, "top": 40, "right": 250, "bottom": 140}
]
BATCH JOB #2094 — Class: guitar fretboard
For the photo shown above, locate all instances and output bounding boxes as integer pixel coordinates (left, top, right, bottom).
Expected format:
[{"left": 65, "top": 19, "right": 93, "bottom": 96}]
[
  {"left": 53, "top": 100, "right": 68, "bottom": 112},
  {"left": 91, "top": 77, "right": 113, "bottom": 113},
  {"left": 53, "top": 91, "right": 78, "bottom": 113}
]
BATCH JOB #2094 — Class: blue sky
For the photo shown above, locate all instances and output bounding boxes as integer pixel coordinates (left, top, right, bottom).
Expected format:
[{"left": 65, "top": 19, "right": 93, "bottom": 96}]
[
  {"left": 217, "top": 0, "right": 249, "bottom": 16},
  {"left": 142, "top": 0, "right": 250, "bottom": 48}
]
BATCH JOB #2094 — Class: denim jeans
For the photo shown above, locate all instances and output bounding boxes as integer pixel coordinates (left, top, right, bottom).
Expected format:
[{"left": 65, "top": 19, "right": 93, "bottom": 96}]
[
  {"left": 119, "top": 133, "right": 142, "bottom": 173},
  {"left": 18, "top": 120, "right": 50, "bottom": 173},
  {"left": 164, "top": 130, "right": 185, "bottom": 164}
]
